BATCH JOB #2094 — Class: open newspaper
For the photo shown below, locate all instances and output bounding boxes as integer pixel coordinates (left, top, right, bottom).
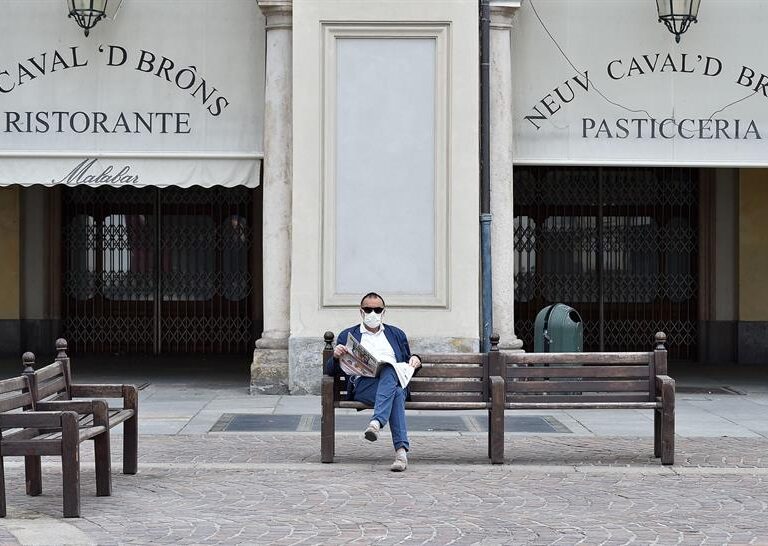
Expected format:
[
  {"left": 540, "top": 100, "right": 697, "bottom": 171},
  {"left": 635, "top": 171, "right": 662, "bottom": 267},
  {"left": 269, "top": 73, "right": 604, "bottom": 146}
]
[{"left": 338, "top": 335, "right": 415, "bottom": 389}]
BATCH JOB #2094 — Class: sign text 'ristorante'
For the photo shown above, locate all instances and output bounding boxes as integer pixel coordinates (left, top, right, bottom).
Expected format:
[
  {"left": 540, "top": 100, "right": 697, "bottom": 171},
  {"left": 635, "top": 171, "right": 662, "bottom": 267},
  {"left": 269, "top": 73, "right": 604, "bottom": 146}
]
[{"left": 1, "top": 45, "right": 231, "bottom": 134}]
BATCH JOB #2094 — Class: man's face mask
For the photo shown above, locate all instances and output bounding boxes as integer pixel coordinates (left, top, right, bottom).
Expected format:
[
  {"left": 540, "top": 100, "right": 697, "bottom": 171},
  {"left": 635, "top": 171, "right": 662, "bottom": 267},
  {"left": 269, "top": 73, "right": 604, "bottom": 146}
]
[{"left": 361, "top": 306, "right": 384, "bottom": 328}]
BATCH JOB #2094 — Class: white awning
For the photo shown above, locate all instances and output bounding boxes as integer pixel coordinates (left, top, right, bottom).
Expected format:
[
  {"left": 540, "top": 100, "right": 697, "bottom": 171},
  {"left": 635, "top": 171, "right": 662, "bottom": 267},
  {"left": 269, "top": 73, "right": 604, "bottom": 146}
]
[
  {"left": 0, "top": 0, "right": 264, "bottom": 187},
  {"left": 512, "top": 0, "right": 768, "bottom": 167}
]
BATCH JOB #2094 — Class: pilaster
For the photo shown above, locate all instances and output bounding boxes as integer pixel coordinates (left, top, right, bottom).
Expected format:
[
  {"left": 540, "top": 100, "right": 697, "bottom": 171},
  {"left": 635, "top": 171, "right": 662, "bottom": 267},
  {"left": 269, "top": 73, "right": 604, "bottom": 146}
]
[
  {"left": 252, "top": 0, "right": 293, "bottom": 393},
  {"left": 490, "top": 0, "right": 524, "bottom": 351}
]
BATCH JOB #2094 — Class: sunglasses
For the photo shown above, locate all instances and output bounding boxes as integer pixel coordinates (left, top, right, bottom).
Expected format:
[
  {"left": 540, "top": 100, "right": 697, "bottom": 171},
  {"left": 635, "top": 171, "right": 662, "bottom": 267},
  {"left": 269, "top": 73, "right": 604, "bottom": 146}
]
[{"left": 361, "top": 307, "right": 384, "bottom": 314}]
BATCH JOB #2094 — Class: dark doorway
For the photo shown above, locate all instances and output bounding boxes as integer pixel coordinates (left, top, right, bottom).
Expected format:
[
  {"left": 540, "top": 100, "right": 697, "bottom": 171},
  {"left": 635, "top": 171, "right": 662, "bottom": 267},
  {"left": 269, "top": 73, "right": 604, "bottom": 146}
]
[
  {"left": 514, "top": 166, "right": 699, "bottom": 360},
  {"left": 62, "top": 186, "right": 256, "bottom": 354}
]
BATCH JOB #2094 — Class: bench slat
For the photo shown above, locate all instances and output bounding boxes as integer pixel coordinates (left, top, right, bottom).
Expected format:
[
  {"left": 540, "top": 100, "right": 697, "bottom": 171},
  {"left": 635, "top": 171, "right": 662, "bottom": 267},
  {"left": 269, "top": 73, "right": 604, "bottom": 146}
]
[
  {"left": 2, "top": 428, "right": 40, "bottom": 441},
  {"left": 504, "top": 352, "right": 650, "bottom": 365},
  {"left": 505, "top": 401, "right": 660, "bottom": 409},
  {"left": 36, "top": 377, "right": 68, "bottom": 400},
  {"left": 1, "top": 440, "right": 62, "bottom": 456},
  {"left": 507, "top": 379, "right": 650, "bottom": 394},
  {"left": 409, "top": 381, "right": 484, "bottom": 393},
  {"left": 77, "top": 409, "right": 135, "bottom": 428},
  {"left": 34, "top": 362, "right": 67, "bottom": 383},
  {"left": 416, "top": 367, "right": 485, "bottom": 378},
  {"left": 420, "top": 354, "right": 484, "bottom": 364},
  {"left": 336, "top": 400, "right": 489, "bottom": 410},
  {"left": 506, "top": 393, "right": 653, "bottom": 404},
  {"left": 0, "top": 392, "right": 33, "bottom": 413},
  {"left": 406, "top": 401, "right": 489, "bottom": 409},
  {"left": 506, "top": 365, "right": 650, "bottom": 379},
  {"left": 34, "top": 425, "right": 107, "bottom": 443},
  {"left": 409, "top": 393, "right": 485, "bottom": 403},
  {"left": 0, "top": 376, "right": 29, "bottom": 395}
]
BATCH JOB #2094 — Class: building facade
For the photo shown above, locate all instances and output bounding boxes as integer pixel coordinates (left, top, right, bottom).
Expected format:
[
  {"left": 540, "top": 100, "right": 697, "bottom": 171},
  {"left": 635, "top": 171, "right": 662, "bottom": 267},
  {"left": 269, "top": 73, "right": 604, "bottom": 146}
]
[{"left": 0, "top": 0, "right": 765, "bottom": 395}]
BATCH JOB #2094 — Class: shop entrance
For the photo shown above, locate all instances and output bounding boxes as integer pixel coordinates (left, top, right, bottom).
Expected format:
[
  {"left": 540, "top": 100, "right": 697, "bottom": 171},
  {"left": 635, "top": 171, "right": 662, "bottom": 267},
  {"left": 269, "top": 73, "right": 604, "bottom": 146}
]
[
  {"left": 62, "top": 186, "right": 257, "bottom": 354},
  {"left": 514, "top": 166, "right": 699, "bottom": 360}
]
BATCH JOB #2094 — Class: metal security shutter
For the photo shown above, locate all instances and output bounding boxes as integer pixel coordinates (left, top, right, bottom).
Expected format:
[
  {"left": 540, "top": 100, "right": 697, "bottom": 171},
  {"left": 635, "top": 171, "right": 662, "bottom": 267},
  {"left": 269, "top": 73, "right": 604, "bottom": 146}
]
[
  {"left": 62, "top": 186, "right": 255, "bottom": 354},
  {"left": 514, "top": 166, "right": 698, "bottom": 360}
]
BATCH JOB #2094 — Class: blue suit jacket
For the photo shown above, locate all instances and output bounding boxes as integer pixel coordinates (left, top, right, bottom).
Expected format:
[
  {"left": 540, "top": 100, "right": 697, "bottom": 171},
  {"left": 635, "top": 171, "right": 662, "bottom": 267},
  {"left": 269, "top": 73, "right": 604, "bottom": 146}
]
[{"left": 324, "top": 324, "right": 415, "bottom": 400}]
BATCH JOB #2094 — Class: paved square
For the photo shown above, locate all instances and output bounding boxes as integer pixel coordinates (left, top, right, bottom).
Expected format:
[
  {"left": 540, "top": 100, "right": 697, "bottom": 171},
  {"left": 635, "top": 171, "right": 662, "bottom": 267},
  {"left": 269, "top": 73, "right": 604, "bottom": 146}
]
[{"left": 1, "top": 434, "right": 768, "bottom": 544}]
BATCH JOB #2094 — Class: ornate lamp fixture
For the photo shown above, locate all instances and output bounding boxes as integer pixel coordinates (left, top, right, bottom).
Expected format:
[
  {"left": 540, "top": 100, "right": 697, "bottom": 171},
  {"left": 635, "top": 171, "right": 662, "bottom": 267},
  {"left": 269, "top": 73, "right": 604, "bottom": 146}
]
[
  {"left": 656, "top": 0, "right": 701, "bottom": 43},
  {"left": 67, "top": 0, "right": 122, "bottom": 37}
]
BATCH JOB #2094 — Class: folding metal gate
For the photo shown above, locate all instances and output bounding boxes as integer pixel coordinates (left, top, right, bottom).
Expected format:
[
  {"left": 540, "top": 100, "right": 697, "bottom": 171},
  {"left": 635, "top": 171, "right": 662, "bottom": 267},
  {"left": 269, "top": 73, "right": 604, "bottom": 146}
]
[
  {"left": 514, "top": 166, "right": 699, "bottom": 360},
  {"left": 62, "top": 186, "right": 255, "bottom": 354}
]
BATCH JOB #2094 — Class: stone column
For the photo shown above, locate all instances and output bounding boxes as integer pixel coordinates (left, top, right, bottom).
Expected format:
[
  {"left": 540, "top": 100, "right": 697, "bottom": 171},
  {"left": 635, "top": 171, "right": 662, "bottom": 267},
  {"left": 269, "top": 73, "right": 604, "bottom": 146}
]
[
  {"left": 251, "top": 0, "right": 293, "bottom": 393},
  {"left": 490, "top": 1, "right": 524, "bottom": 351}
]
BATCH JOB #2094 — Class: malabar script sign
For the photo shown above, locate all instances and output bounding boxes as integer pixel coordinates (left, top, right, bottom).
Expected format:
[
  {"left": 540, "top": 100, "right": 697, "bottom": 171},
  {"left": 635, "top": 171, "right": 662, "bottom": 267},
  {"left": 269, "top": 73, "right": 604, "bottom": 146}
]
[
  {"left": 512, "top": 0, "right": 768, "bottom": 166},
  {"left": 0, "top": 0, "right": 264, "bottom": 187}
]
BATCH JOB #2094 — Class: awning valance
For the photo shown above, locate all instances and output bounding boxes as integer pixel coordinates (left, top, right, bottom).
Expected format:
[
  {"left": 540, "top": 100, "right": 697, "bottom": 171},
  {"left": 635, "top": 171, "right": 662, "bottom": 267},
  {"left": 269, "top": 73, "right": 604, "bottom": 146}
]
[{"left": 0, "top": 0, "right": 264, "bottom": 187}]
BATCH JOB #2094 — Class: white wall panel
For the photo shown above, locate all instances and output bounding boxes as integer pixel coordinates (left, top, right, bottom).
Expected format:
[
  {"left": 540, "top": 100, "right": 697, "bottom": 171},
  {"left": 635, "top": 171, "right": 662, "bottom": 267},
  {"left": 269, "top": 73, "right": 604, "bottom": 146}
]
[{"left": 335, "top": 38, "right": 436, "bottom": 296}]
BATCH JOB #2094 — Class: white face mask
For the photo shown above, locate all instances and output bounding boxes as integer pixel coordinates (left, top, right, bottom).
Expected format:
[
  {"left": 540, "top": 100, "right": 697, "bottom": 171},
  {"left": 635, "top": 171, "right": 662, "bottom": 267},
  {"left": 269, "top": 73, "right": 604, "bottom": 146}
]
[{"left": 363, "top": 311, "right": 383, "bottom": 329}]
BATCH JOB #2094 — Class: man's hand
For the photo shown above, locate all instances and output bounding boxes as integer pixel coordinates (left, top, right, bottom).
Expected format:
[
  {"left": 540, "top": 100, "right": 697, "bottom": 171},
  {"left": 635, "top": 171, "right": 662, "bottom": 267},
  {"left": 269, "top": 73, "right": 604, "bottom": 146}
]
[
  {"left": 333, "top": 345, "right": 348, "bottom": 358},
  {"left": 408, "top": 355, "right": 422, "bottom": 369}
]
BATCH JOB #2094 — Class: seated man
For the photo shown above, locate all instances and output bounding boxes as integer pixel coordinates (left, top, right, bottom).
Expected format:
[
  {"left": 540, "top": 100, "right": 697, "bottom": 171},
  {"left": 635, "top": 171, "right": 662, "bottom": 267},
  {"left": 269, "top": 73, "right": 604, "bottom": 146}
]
[{"left": 325, "top": 292, "right": 422, "bottom": 471}]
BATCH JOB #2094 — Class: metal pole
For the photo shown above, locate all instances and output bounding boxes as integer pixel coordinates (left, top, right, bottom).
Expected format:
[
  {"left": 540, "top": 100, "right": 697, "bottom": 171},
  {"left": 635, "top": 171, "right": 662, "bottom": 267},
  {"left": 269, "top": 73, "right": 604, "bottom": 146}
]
[
  {"left": 154, "top": 188, "right": 162, "bottom": 355},
  {"left": 480, "top": 0, "right": 493, "bottom": 352},
  {"left": 597, "top": 168, "right": 604, "bottom": 351}
]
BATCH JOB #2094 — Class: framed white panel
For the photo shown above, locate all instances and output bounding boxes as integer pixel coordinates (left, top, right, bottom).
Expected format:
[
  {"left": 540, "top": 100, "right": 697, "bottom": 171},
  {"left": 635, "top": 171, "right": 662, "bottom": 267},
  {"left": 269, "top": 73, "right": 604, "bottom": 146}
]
[{"left": 322, "top": 24, "right": 449, "bottom": 307}]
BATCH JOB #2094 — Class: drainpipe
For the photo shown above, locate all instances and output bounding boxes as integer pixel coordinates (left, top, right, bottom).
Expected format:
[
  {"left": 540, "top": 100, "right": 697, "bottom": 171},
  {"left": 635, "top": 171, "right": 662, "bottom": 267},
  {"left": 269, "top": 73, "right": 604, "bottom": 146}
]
[{"left": 480, "top": 0, "right": 493, "bottom": 352}]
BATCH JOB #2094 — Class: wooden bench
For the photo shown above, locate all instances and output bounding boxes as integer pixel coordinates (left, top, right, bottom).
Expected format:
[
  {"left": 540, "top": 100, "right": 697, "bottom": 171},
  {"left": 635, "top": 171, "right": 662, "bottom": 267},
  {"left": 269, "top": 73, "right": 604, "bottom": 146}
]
[
  {"left": 489, "top": 332, "right": 675, "bottom": 465},
  {"left": 22, "top": 339, "right": 139, "bottom": 475},
  {"left": 0, "top": 373, "right": 111, "bottom": 518},
  {"left": 321, "top": 331, "right": 504, "bottom": 464}
]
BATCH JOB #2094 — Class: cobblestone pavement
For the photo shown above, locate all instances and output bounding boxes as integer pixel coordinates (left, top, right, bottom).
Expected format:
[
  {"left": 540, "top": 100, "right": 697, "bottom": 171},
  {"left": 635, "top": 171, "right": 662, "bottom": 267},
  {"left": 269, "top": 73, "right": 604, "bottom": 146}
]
[{"left": 1, "top": 434, "right": 768, "bottom": 545}]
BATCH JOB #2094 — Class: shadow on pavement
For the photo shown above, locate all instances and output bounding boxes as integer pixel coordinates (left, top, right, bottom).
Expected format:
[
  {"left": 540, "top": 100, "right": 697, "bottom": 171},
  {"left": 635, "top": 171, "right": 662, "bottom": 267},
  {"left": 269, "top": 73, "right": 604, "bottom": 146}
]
[{"left": 0, "top": 353, "right": 251, "bottom": 389}]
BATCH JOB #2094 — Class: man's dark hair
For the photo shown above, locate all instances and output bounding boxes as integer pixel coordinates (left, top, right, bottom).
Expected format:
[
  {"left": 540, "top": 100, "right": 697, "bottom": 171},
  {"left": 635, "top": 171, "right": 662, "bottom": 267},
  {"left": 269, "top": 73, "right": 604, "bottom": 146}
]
[{"left": 360, "top": 292, "right": 385, "bottom": 307}]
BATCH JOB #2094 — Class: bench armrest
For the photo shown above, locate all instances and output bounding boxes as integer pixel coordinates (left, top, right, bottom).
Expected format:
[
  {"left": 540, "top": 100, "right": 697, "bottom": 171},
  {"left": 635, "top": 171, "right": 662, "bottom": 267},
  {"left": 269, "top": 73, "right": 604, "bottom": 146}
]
[
  {"left": 35, "top": 399, "right": 110, "bottom": 428},
  {"left": 70, "top": 384, "right": 139, "bottom": 409},
  {"left": 0, "top": 410, "right": 72, "bottom": 429},
  {"left": 655, "top": 375, "right": 675, "bottom": 411},
  {"left": 490, "top": 375, "right": 505, "bottom": 406},
  {"left": 36, "top": 399, "right": 109, "bottom": 415},
  {"left": 321, "top": 374, "right": 336, "bottom": 400},
  {"left": 70, "top": 383, "right": 126, "bottom": 398},
  {"left": 655, "top": 375, "right": 675, "bottom": 390}
]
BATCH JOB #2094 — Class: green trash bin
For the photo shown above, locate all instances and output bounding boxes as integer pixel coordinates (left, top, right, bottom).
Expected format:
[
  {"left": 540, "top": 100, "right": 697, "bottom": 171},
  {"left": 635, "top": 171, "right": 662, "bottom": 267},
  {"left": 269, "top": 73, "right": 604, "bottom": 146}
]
[{"left": 534, "top": 303, "right": 583, "bottom": 353}]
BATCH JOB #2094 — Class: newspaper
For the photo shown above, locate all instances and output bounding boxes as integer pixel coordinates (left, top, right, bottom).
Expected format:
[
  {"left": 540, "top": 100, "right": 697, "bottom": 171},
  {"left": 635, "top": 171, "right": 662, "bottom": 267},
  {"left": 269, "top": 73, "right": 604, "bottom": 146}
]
[{"left": 338, "top": 335, "right": 415, "bottom": 389}]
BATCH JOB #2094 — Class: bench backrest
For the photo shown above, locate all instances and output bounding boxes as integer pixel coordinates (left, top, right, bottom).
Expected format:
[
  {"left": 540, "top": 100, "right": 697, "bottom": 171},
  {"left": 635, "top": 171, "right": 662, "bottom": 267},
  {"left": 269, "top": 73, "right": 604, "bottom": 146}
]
[
  {"left": 490, "top": 332, "right": 668, "bottom": 404},
  {"left": 21, "top": 340, "right": 73, "bottom": 403},
  {"left": 0, "top": 373, "right": 34, "bottom": 413},
  {"left": 322, "top": 332, "right": 488, "bottom": 404}
]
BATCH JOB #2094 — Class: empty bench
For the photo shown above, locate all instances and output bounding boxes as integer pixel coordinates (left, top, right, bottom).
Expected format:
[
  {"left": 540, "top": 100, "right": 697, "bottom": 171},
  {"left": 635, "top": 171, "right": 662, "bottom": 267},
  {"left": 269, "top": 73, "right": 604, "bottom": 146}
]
[
  {"left": 321, "top": 332, "right": 504, "bottom": 463},
  {"left": 22, "top": 339, "right": 139, "bottom": 475},
  {"left": 489, "top": 332, "right": 675, "bottom": 465},
  {"left": 0, "top": 373, "right": 111, "bottom": 518}
]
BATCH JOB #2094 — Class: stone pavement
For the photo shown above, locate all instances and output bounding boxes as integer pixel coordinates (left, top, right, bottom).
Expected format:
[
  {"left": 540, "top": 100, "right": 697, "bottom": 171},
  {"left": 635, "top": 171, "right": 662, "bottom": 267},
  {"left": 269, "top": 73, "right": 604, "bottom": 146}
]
[
  {"left": 1, "top": 435, "right": 768, "bottom": 544},
  {"left": 0, "top": 358, "right": 767, "bottom": 544}
]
